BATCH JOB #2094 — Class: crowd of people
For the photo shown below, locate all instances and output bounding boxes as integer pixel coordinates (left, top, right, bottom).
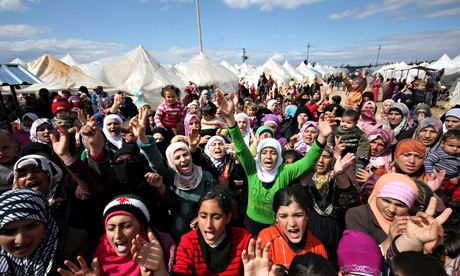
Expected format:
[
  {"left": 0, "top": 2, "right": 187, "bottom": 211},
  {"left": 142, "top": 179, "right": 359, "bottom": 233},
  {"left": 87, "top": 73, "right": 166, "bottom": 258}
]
[{"left": 0, "top": 69, "right": 459, "bottom": 275}]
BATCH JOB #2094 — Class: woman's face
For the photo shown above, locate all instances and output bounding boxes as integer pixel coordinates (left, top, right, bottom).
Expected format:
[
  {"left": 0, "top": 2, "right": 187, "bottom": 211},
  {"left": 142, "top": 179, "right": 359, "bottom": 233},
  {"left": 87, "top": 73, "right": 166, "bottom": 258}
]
[
  {"left": 198, "top": 199, "right": 231, "bottom": 246},
  {"left": 188, "top": 119, "right": 200, "bottom": 131},
  {"left": 363, "top": 103, "right": 374, "bottom": 112},
  {"left": 173, "top": 149, "right": 193, "bottom": 174},
  {"left": 265, "top": 122, "right": 277, "bottom": 133},
  {"left": 445, "top": 116, "right": 460, "bottom": 131},
  {"left": 147, "top": 115, "right": 155, "bottom": 125},
  {"left": 105, "top": 215, "right": 140, "bottom": 257},
  {"left": 106, "top": 119, "right": 121, "bottom": 136},
  {"left": 297, "top": 113, "right": 308, "bottom": 125},
  {"left": 376, "top": 197, "right": 409, "bottom": 221},
  {"left": 276, "top": 202, "right": 308, "bottom": 243},
  {"left": 260, "top": 147, "right": 278, "bottom": 171},
  {"left": 315, "top": 151, "right": 333, "bottom": 174},
  {"left": 302, "top": 126, "right": 318, "bottom": 145},
  {"left": 418, "top": 126, "right": 438, "bottom": 147},
  {"left": 237, "top": 118, "right": 248, "bottom": 132},
  {"left": 383, "top": 102, "right": 393, "bottom": 113},
  {"left": 0, "top": 219, "right": 45, "bottom": 258},
  {"left": 36, "top": 124, "right": 54, "bottom": 143},
  {"left": 394, "top": 151, "right": 425, "bottom": 175},
  {"left": 388, "top": 111, "right": 403, "bottom": 126},
  {"left": 22, "top": 117, "right": 34, "bottom": 128},
  {"left": 209, "top": 140, "right": 226, "bottom": 160},
  {"left": 370, "top": 137, "right": 386, "bottom": 157},
  {"left": 16, "top": 164, "right": 51, "bottom": 195},
  {"left": 153, "top": 133, "right": 164, "bottom": 143}
]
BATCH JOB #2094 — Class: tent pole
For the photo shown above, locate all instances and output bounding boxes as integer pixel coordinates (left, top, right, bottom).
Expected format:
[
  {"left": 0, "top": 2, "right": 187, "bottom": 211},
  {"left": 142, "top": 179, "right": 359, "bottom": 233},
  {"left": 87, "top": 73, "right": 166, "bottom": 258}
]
[{"left": 195, "top": 0, "right": 203, "bottom": 54}]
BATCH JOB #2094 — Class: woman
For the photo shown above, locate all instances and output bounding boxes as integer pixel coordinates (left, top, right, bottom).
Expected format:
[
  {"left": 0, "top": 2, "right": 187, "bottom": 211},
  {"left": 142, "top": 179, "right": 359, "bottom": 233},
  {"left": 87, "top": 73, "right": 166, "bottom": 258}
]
[
  {"left": 0, "top": 189, "right": 87, "bottom": 275},
  {"left": 173, "top": 187, "right": 252, "bottom": 275},
  {"left": 102, "top": 114, "right": 125, "bottom": 155},
  {"left": 357, "top": 101, "right": 381, "bottom": 135},
  {"left": 13, "top": 112, "right": 38, "bottom": 150},
  {"left": 414, "top": 117, "right": 443, "bottom": 152},
  {"left": 260, "top": 114, "right": 288, "bottom": 148},
  {"left": 30, "top": 118, "right": 55, "bottom": 145},
  {"left": 380, "top": 99, "right": 395, "bottom": 122},
  {"left": 371, "top": 75, "right": 381, "bottom": 101},
  {"left": 249, "top": 126, "right": 274, "bottom": 156},
  {"left": 216, "top": 89, "right": 332, "bottom": 236},
  {"left": 345, "top": 173, "right": 418, "bottom": 253},
  {"left": 293, "top": 121, "right": 318, "bottom": 155},
  {"left": 235, "top": 112, "right": 253, "bottom": 146},
  {"left": 258, "top": 186, "right": 328, "bottom": 270},
  {"left": 184, "top": 113, "right": 201, "bottom": 136},
  {"left": 382, "top": 102, "right": 417, "bottom": 145},
  {"left": 281, "top": 106, "right": 312, "bottom": 141},
  {"left": 413, "top": 103, "right": 432, "bottom": 124}
]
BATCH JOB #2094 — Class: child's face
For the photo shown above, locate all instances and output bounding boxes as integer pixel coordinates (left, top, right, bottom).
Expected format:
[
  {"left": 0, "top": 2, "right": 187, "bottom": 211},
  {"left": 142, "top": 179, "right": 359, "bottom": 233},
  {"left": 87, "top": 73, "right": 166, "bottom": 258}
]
[
  {"left": 414, "top": 83, "right": 426, "bottom": 91},
  {"left": 237, "top": 118, "right": 247, "bottom": 131},
  {"left": 445, "top": 116, "right": 460, "bottom": 131},
  {"left": 442, "top": 138, "right": 460, "bottom": 156},
  {"left": 56, "top": 110, "right": 70, "bottom": 119},
  {"left": 245, "top": 108, "right": 256, "bottom": 117},
  {"left": 351, "top": 80, "right": 360, "bottom": 90},
  {"left": 0, "top": 139, "right": 18, "bottom": 164},
  {"left": 164, "top": 91, "right": 178, "bottom": 105},
  {"left": 123, "top": 133, "right": 137, "bottom": 143},
  {"left": 340, "top": 116, "right": 357, "bottom": 131}
]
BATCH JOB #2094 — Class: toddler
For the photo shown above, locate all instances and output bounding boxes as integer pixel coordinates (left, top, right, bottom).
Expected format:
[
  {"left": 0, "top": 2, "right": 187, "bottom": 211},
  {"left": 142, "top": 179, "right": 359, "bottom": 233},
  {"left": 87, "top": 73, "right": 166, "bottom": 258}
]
[
  {"left": 51, "top": 96, "right": 78, "bottom": 133},
  {"left": 342, "top": 70, "right": 367, "bottom": 110},
  {"left": 154, "top": 85, "right": 185, "bottom": 133},
  {"left": 200, "top": 101, "right": 224, "bottom": 137},
  {"left": 244, "top": 101, "right": 257, "bottom": 128}
]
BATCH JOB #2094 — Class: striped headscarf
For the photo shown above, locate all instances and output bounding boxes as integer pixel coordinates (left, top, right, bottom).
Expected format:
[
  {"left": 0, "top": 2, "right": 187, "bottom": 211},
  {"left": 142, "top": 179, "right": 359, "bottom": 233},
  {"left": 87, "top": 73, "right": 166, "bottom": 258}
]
[{"left": 0, "top": 189, "right": 59, "bottom": 275}]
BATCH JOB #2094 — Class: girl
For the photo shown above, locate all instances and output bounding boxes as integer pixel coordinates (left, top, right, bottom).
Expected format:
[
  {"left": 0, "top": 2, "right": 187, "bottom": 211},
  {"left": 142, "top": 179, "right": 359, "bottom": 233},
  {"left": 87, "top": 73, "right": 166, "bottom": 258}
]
[
  {"left": 415, "top": 117, "right": 443, "bottom": 152},
  {"left": 154, "top": 85, "right": 185, "bottom": 133}
]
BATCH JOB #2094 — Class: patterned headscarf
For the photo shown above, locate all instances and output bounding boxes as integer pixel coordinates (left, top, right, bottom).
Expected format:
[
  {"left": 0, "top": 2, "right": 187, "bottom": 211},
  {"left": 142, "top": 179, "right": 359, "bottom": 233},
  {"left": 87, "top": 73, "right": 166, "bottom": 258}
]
[
  {"left": 29, "top": 118, "right": 53, "bottom": 144},
  {"left": 0, "top": 189, "right": 59, "bottom": 276},
  {"left": 204, "top": 136, "right": 227, "bottom": 172},
  {"left": 383, "top": 102, "right": 409, "bottom": 137}
]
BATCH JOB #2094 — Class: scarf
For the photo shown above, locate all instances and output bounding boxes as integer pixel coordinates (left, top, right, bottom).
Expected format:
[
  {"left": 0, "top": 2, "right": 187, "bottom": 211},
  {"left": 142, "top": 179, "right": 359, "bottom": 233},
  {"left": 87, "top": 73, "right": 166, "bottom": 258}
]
[
  {"left": 21, "top": 113, "right": 38, "bottom": 132},
  {"left": 261, "top": 114, "right": 287, "bottom": 147},
  {"left": 284, "top": 105, "right": 298, "bottom": 120},
  {"left": 294, "top": 121, "right": 318, "bottom": 156},
  {"left": 0, "top": 189, "right": 59, "bottom": 276},
  {"left": 415, "top": 117, "right": 443, "bottom": 151},
  {"left": 204, "top": 136, "right": 227, "bottom": 172},
  {"left": 383, "top": 102, "right": 409, "bottom": 137},
  {"left": 255, "top": 138, "right": 283, "bottom": 183},
  {"left": 166, "top": 142, "right": 203, "bottom": 190},
  {"left": 102, "top": 114, "right": 124, "bottom": 149},
  {"left": 184, "top": 114, "right": 201, "bottom": 136},
  {"left": 367, "top": 128, "right": 393, "bottom": 171},
  {"left": 357, "top": 101, "right": 381, "bottom": 135},
  {"left": 235, "top": 113, "right": 251, "bottom": 146},
  {"left": 29, "top": 118, "right": 53, "bottom": 144}
]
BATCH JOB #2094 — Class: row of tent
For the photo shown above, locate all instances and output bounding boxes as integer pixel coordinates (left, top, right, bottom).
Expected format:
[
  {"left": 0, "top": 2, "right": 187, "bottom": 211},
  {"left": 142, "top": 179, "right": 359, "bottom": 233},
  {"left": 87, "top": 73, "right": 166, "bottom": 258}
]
[{"left": 6, "top": 45, "right": 339, "bottom": 107}]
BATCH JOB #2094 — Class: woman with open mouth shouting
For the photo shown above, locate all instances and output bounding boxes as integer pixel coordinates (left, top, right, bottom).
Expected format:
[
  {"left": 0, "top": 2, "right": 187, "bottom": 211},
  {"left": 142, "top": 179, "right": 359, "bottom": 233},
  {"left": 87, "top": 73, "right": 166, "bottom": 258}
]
[{"left": 216, "top": 89, "right": 335, "bottom": 236}]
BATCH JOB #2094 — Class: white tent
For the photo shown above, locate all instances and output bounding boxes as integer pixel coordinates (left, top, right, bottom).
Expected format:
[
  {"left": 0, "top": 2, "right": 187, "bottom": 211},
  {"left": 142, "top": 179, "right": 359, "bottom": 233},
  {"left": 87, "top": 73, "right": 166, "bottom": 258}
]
[
  {"left": 174, "top": 53, "right": 238, "bottom": 93},
  {"left": 430, "top": 54, "right": 460, "bottom": 70},
  {"left": 282, "top": 61, "right": 304, "bottom": 82},
  {"left": 296, "top": 62, "right": 320, "bottom": 84},
  {"left": 256, "top": 58, "right": 291, "bottom": 85},
  {"left": 451, "top": 81, "right": 460, "bottom": 106},
  {"left": 454, "top": 54, "right": 460, "bottom": 63},
  {"left": 238, "top": 63, "right": 257, "bottom": 78},
  {"left": 60, "top": 54, "right": 80, "bottom": 67},
  {"left": 22, "top": 54, "right": 108, "bottom": 92},
  {"left": 9, "top": 58, "right": 26, "bottom": 66},
  {"left": 220, "top": 60, "right": 239, "bottom": 76}
]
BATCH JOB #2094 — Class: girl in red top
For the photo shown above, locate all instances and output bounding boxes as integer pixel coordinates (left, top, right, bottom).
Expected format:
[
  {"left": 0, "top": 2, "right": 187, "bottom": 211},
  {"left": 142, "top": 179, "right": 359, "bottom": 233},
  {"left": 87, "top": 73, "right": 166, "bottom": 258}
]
[
  {"left": 258, "top": 186, "right": 327, "bottom": 270},
  {"left": 173, "top": 186, "right": 252, "bottom": 275}
]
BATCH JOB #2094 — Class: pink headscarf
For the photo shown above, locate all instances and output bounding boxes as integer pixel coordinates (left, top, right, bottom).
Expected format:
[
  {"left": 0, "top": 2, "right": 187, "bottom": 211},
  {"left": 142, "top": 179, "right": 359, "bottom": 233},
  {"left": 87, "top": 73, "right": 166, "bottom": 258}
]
[
  {"left": 184, "top": 113, "right": 200, "bottom": 136},
  {"left": 366, "top": 128, "right": 393, "bottom": 171},
  {"left": 294, "top": 121, "right": 318, "bottom": 156},
  {"left": 357, "top": 101, "right": 381, "bottom": 135}
]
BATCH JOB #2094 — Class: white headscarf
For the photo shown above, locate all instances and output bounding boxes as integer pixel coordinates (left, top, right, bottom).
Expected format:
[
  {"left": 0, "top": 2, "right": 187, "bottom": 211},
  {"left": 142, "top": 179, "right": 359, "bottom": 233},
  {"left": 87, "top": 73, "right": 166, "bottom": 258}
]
[
  {"left": 165, "top": 142, "right": 203, "bottom": 190},
  {"left": 21, "top": 112, "right": 38, "bottom": 132},
  {"left": 235, "top": 112, "right": 252, "bottom": 146},
  {"left": 255, "top": 138, "right": 283, "bottom": 183},
  {"left": 102, "top": 114, "right": 124, "bottom": 149}
]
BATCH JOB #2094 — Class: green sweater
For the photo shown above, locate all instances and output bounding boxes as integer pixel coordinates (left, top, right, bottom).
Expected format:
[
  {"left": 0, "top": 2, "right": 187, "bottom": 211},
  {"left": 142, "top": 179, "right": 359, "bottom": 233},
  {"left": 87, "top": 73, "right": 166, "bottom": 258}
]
[{"left": 228, "top": 126, "right": 324, "bottom": 225}]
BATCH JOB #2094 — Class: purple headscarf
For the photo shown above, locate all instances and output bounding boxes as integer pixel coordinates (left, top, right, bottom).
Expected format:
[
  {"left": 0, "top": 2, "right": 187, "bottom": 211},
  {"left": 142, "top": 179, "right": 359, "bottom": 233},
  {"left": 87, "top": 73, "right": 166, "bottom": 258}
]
[
  {"left": 294, "top": 121, "right": 318, "bottom": 156},
  {"left": 184, "top": 113, "right": 200, "bottom": 136},
  {"left": 260, "top": 114, "right": 287, "bottom": 147}
]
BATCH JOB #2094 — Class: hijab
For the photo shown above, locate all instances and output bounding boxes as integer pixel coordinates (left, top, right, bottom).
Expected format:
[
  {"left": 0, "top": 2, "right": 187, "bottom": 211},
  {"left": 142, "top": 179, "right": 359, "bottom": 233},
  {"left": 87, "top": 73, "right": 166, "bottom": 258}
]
[
  {"left": 261, "top": 114, "right": 287, "bottom": 147},
  {"left": 367, "top": 128, "right": 393, "bottom": 171},
  {"left": 383, "top": 102, "right": 409, "bottom": 137},
  {"left": 294, "top": 121, "right": 318, "bottom": 156},
  {"left": 368, "top": 173, "right": 417, "bottom": 234},
  {"left": 443, "top": 108, "right": 460, "bottom": 133},
  {"left": 358, "top": 101, "right": 381, "bottom": 135},
  {"left": 235, "top": 113, "right": 252, "bottom": 146},
  {"left": 165, "top": 142, "right": 203, "bottom": 190},
  {"left": 415, "top": 117, "right": 443, "bottom": 151},
  {"left": 0, "top": 189, "right": 59, "bottom": 276},
  {"left": 29, "top": 118, "right": 53, "bottom": 144},
  {"left": 102, "top": 114, "right": 124, "bottom": 149},
  {"left": 255, "top": 138, "right": 283, "bottom": 183},
  {"left": 184, "top": 113, "right": 201, "bottom": 136},
  {"left": 204, "top": 136, "right": 227, "bottom": 172},
  {"left": 284, "top": 105, "right": 298, "bottom": 120},
  {"left": 21, "top": 113, "right": 38, "bottom": 132}
]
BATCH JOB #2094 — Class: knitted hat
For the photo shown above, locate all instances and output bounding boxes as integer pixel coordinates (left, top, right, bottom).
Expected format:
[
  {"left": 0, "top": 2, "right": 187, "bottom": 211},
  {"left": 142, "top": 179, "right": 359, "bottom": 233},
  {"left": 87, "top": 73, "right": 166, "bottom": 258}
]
[
  {"left": 394, "top": 138, "right": 426, "bottom": 158},
  {"left": 337, "top": 230, "right": 383, "bottom": 276},
  {"left": 103, "top": 194, "right": 150, "bottom": 226},
  {"left": 446, "top": 108, "right": 460, "bottom": 120},
  {"left": 51, "top": 97, "right": 71, "bottom": 115}
]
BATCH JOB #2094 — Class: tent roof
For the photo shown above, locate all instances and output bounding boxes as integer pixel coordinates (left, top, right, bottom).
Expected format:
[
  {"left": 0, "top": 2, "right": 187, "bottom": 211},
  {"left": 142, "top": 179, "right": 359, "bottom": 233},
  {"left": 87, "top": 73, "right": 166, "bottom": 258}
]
[
  {"left": 60, "top": 54, "right": 80, "bottom": 67},
  {"left": 282, "top": 60, "right": 304, "bottom": 82},
  {"left": 0, "top": 64, "right": 42, "bottom": 86}
]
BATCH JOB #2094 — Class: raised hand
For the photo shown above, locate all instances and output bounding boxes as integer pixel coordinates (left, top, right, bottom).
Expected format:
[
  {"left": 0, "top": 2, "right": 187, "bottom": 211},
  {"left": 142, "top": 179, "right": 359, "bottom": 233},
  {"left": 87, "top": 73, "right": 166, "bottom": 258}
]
[
  {"left": 80, "top": 117, "right": 105, "bottom": 156},
  {"left": 426, "top": 170, "right": 446, "bottom": 192},
  {"left": 132, "top": 232, "right": 167, "bottom": 275},
  {"left": 356, "top": 169, "right": 372, "bottom": 184},
  {"left": 242, "top": 238, "right": 276, "bottom": 276},
  {"left": 50, "top": 125, "right": 73, "bottom": 162},
  {"left": 215, "top": 89, "right": 235, "bottom": 117},
  {"left": 57, "top": 256, "right": 100, "bottom": 276},
  {"left": 144, "top": 172, "right": 165, "bottom": 191},
  {"left": 188, "top": 127, "right": 201, "bottom": 152},
  {"left": 333, "top": 136, "right": 345, "bottom": 158},
  {"left": 130, "top": 107, "right": 149, "bottom": 144},
  {"left": 335, "top": 153, "right": 355, "bottom": 175},
  {"left": 317, "top": 108, "right": 336, "bottom": 144},
  {"left": 388, "top": 215, "right": 409, "bottom": 240}
]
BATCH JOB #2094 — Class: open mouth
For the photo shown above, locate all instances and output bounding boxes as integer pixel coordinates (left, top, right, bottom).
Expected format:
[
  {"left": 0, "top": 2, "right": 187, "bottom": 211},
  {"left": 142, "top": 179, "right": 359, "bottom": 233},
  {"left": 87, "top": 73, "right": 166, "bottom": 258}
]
[
  {"left": 287, "top": 228, "right": 301, "bottom": 239},
  {"left": 204, "top": 230, "right": 216, "bottom": 241},
  {"left": 14, "top": 244, "right": 31, "bottom": 255},
  {"left": 114, "top": 241, "right": 129, "bottom": 252},
  {"left": 26, "top": 181, "right": 40, "bottom": 189}
]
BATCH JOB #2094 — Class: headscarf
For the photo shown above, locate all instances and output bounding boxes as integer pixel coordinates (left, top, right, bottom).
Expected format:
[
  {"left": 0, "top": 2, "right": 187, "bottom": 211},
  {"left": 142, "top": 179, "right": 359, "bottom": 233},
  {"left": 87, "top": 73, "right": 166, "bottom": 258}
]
[
  {"left": 21, "top": 113, "right": 38, "bottom": 132},
  {"left": 367, "top": 128, "right": 393, "bottom": 171},
  {"left": 102, "top": 114, "right": 124, "bottom": 149},
  {"left": 255, "top": 138, "right": 283, "bottom": 183},
  {"left": 267, "top": 99, "right": 278, "bottom": 112},
  {"left": 95, "top": 194, "right": 149, "bottom": 276},
  {"left": 413, "top": 103, "right": 432, "bottom": 118},
  {"left": 29, "top": 118, "right": 53, "bottom": 144},
  {"left": 294, "top": 121, "right": 318, "bottom": 156},
  {"left": 204, "top": 136, "right": 227, "bottom": 172},
  {"left": 165, "top": 142, "right": 203, "bottom": 190},
  {"left": 260, "top": 114, "right": 287, "bottom": 147},
  {"left": 13, "top": 155, "right": 63, "bottom": 207},
  {"left": 443, "top": 107, "right": 460, "bottom": 133},
  {"left": 383, "top": 102, "right": 409, "bottom": 137},
  {"left": 284, "top": 105, "right": 298, "bottom": 120},
  {"left": 235, "top": 113, "right": 251, "bottom": 146},
  {"left": 255, "top": 126, "right": 274, "bottom": 139},
  {"left": 184, "top": 113, "right": 201, "bottom": 136},
  {"left": 337, "top": 230, "right": 383, "bottom": 276},
  {"left": 0, "top": 189, "right": 59, "bottom": 276},
  {"left": 415, "top": 117, "right": 443, "bottom": 151},
  {"left": 368, "top": 173, "right": 417, "bottom": 234},
  {"left": 358, "top": 101, "right": 381, "bottom": 135},
  {"left": 394, "top": 139, "right": 427, "bottom": 160}
]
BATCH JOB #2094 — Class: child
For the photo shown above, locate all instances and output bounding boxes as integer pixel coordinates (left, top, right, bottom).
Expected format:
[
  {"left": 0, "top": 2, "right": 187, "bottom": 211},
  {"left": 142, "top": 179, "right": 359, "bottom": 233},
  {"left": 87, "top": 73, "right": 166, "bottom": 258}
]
[
  {"left": 328, "top": 108, "right": 370, "bottom": 171},
  {"left": 0, "top": 130, "right": 19, "bottom": 192},
  {"left": 200, "top": 101, "right": 224, "bottom": 137},
  {"left": 342, "top": 70, "right": 367, "bottom": 110},
  {"left": 424, "top": 129, "right": 460, "bottom": 200},
  {"left": 51, "top": 96, "right": 78, "bottom": 133},
  {"left": 154, "top": 85, "right": 185, "bottom": 133},
  {"left": 244, "top": 101, "right": 257, "bottom": 128}
]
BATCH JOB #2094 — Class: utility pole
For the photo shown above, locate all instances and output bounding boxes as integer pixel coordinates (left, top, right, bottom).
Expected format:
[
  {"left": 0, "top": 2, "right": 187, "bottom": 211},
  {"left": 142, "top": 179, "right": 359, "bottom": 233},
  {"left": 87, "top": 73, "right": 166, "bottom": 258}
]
[
  {"left": 306, "top": 43, "right": 310, "bottom": 64},
  {"left": 375, "top": 45, "right": 381, "bottom": 66},
  {"left": 242, "top": 48, "right": 248, "bottom": 63},
  {"left": 195, "top": 0, "right": 203, "bottom": 54}
]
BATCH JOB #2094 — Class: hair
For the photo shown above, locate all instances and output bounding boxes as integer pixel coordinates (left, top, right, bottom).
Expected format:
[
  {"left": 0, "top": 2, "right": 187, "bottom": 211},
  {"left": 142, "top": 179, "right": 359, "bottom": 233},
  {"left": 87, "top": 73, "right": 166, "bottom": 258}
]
[
  {"left": 161, "top": 85, "right": 181, "bottom": 98},
  {"left": 331, "top": 95, "right": 341, "bottom": 104},
  {"left": 197, "top": 186, "right": 232, "bottom": 215},
  {"left": 273, "top": 186, "right": 310, "bottom": 214},
  {"left": 442, "top": 225, "right": 460, "bottom": 259},
  {"left": 244, "top": 102, "right": 257, "bottom": 112},
  {"left": 0, "top": 129, "right": 14, "bottom": 141},
  {"left": 201, "top": 101, "right": 217, "bottom": 117},
  {"left": 342, "top": 108, "right": 360, "bottom": 122},
  {"left": 288, "top": 253, "right": 336, "bottom": 276},
  {"left": 411, "top": 179, "right": 434, "bottom": 214},
  {"left": 119, "top": 120, "right": 133, "bottom": 134},
  {"left": 390, "top": 251, "right": 446, "bottom": 276},
  {"left": 283, "top": 150, "right": 302, "bottom": 163},
  {"left": 413, "top": 79, "right": 426, "bottom": 89},
  {"left": 442, "top": 129, "right": 460, "bottom": 142}
]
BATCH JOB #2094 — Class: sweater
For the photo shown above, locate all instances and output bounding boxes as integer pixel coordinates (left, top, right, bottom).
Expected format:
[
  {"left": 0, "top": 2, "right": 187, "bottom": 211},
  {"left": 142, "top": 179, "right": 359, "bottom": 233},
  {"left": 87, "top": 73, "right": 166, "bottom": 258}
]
[
  {"left": 154, "top": 101, "right": 185, "bottom": 129},
  {"left": 328, "top": 126, "right": 370, "bottom": 159},
  {"left": 228, "top": 126, "right": 323, "bottom": 225},
  {"left": 258, "top": 225, "right": 327, "bottom": 269},
  {"left": 173, "top": 227, "right": 252, "bottom": 275},
  {"left": 424, "top": 148, "right": 460, "bottom": 179},
  {"left": 345, "top": 204, "right": 387, "bottom": 244}
]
